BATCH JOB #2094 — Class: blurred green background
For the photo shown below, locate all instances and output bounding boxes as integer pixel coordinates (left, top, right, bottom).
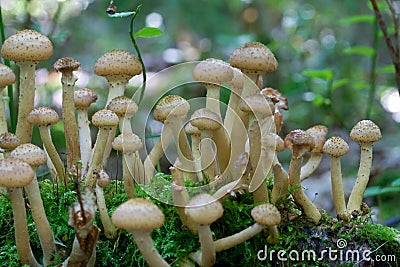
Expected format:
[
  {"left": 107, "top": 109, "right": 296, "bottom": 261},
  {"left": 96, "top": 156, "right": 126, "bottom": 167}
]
[{"left": 1, "top": 0, "right": 399, "bottom": 224}]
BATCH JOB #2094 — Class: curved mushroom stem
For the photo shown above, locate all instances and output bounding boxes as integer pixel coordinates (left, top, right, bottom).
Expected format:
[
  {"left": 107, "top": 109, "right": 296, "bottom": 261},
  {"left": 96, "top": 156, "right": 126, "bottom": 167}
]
[
  {"left": 196, "top": 224, "right": 216, "bottom": 267},
  {"left": 15, "top": 61, "right": 37, "bottom": 144},
  {"left": 214, "top": 223, "right": 265, "bottom": 252},
  {"left": 271, "top": 162, "right": 289, "bottom": 204},
  {"left": 130, "top": 230, "right": 170, "bottom": 267},
  {"left": 300, "top": 152, "right": 323, "bottom": 181},
  {"left": 8, "top": 187, "right": 41, "bottom": 267},
  {"left": 347, "top": 142, "right": 373, "bottom": 213},
  {"left": 76, "top": 108, "right": 91, "bottom": 177},
  {"left": 25, "top": 174, "right": 57, "bottom": 265},
  {"left": 95, "top": 183, "right": 117, "bottom": 239},
  {"left": 38, "top": 126, "right": 67, "bottom": 185}
]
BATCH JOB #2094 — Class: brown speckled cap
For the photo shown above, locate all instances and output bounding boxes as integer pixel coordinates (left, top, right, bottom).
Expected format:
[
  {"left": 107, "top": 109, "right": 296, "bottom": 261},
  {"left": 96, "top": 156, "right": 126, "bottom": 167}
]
[
  {"left": 229, "top": 41, "right": 278, "bottom": 73},
  {"left": 0, "top": 132, "right": 20, "bottom": 151},
  {"left": 239, "top": 93, "right": 274, "bottom": 117},
  {"left": 306, "top": 125, "right": 328, "bottom": 153},
  {"left": 11, "top": 143, "right": 47, "bottom": 167},
  {"left": 53, "top": 57, "right": 81, "bottom": 73},
  {"left": 153, "top": 95, "right": 190, "bottom": 123},
  {"left": 111, "top": 198, "right": 164, "bottom": 231},
  {"left": 94, "top": 49, "right": 142, "bottom": 78},
  {"left": 74, "top": 88, "right": 98, "bottom": 109},
  {"left": 323, "top": 136, "right": 349, "bottom": 158},
  {"left": 112, "top": 133, "right": 142, "bottom": 153},
  {"left": 0, "top": 158, "right": 35, "bottom": 187},
  {"left": 350, "top": 120, "right": 382, "bottom": 144},
  {"left": 107, "top": 96, "right": 138, "bottom": 117},
  {"left": 27, "top": 107, "right": 59, "bottom": 126},
  {"left": 190, "top": 108, "right": 221, "bottom": 131},
  {"left": 91, "top": 109, "right": 119, "bottom": 128},
  {"left": 193, "top": 58, "right": 233, "bottom": 84},
  {"left": 1, "top": 29, "right": 53, "bottom": 62},
  {"left": 185, "top": 193, "right": 223, "bottom": 225},
  {"left": 0, "top": 64, "right": 15, "bottom": 88},
  {"left": 251, "top": 203, "right": 281, "bottom": 226}
]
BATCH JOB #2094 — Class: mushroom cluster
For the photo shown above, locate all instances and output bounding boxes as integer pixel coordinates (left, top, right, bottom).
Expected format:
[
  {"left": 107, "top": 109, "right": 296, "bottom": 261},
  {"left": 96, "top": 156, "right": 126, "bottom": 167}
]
[{"left": 0, "top": 29, "right": 383, "bottom": 267}]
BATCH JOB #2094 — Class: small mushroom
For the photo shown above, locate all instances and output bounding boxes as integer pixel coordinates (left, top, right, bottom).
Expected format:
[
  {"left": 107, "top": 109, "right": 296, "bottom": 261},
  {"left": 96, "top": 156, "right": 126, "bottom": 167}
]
[
  {"left": 1, "top": 29, "right": 53, "bottom": 143},
  {"left": 347, "top": 120, "right": 382, "bottom": 213},
  {"left": 185, "top": 193, "right": 224, "bottom": 267},
  {"left": 0, "top": 132, "right": 20, "bottom": 158},
  {"left": 0, "top": 158, "right": 39, "bottom": 267},
  {"left": 111, "top": 198, "right": 169, "bottom": 267},
  {"left": 323, "top": 136, "right": 349, "bottom": 219}
]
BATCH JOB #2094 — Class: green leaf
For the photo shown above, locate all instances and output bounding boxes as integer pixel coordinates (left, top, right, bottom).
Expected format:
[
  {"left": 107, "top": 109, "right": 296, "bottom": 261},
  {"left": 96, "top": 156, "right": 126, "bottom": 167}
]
[
  {"left": 381, "top": 187, "right": 400, "bottom": 194},
  {"left": 377, "top": 65, "right": 396, "bottom": 74},
  {"left": 312, "top": 94, "right": 325, "bottom": 106},
  {"left": 339, "top": 15, "right": 375, "bottom": 24},
  {"left": 391, "top": 177, "right": 400, "bottom": 187},
  {"left": 332, "top": 78, "right": 349, "bottom": 90},
  {"left": 364, "top": 186, "right": 382, "bottom": 197},
  {"left": 343, "top": 46, "right": 375, "bottom": 57},
  {"left": 107, "top": 11, "right": 135, "bottom": 18},
  {"left": 134, "top": 27, "right": 163, "bottom": 38},
  {"left": 303, "top": 69, "right": 333, "bottom": 80}
]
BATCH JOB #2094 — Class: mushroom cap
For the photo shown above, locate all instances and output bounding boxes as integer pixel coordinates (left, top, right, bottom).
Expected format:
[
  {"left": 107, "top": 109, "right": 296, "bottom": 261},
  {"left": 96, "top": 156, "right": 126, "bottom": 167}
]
[
  {"left": 228, "top": 67, "right": 245, "bottom": 90},
  {"left": 11, "top": 143, "right": 47, "bottom": 167},
  {"left": 27, "top": 106, "right": 59, "bottom": 126},
  {"left": 284, "top": 129, "right": 315, "bottom": 157},
  {"left": 306, "top": 125, "right": 328, "bottom": 153},
  {"left": 94, "top": 49, "right": 142, "bottom": 78},
  {"left": 229, "top": 41, "right": 278, "bottom": 73},
  {"left": 239, "top": 93, "right": 274, "bottom": 116},
  {"left": 1, "top": 29, "right": 53, "bottom": 62},
  {"left": 91, "top": 109, "right": 119, "bottom": 128},
  {"left": 153, "top": 95, "right": 190, "bottom": 123},
  {"left": 350, "top": 120, "right": 382, "bottom": 143},
  {"left": 184, "top": 122, "right": 201, "bottom": 136},
  {"left": 190, "top": 108, "right": 222, "bottom": 131},
  {"left": 0, "top": 158, "right": 35, "bottom": 187},
  {"left": 0, "top": 64, "right": 16, "bottom": 88},
  {"left": 107, "top": 96, "right": 138, "bottom": 117},
  {"left": 96, "top": 169, "right": 111, "bottom": 188},
  {"left": 185, "top": 193, "right": 223, "bottom": 225},
  {"left": 53, "top": 57, "right": 80, "bottom": 73},
  {"left": 193, "top": 58, "right": 233, "bottom": 84},
  {"left": 0, "top": 132, "right": 20, "bottom": 151},
  {"left": 112, "top": 133, "right": 143, "bottom": 153},
  {"left": 251, "top": 203, "right": 281, "bottom": 226},
  {"left": 323, "top": 136, "right": 349, "bottom": 158},
  {"left": 260, "top": 87, "right": 288, "bottom": 111},
  {"left": 111, "top": 198, "right": 164, "bottom": 231},
  {"left": 74, "top": 88, "right": 98, "bottom": 109}
]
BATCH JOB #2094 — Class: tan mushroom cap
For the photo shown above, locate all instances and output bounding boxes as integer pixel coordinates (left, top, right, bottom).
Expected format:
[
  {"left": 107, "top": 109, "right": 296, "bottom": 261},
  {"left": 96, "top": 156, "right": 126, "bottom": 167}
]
[
  {"left": 350, "top": 120, "right": 382, "bottom": 144},
  {"left": 239, "top": 93, "right": 274, "bottom": 116},
  {"left": 1, "top": 29, "right": 53, "bottom": 62},
  {"left": 111, "top": 198, "right": 165, "bottom": 231},
  {"left": 229, "top": 41, "right": 278, "bottom": 73},
  {"left": 284, "top": 129, "right": 315, "bottom": 151},
  {"left": 91, "top": 109, "right": 119, "bottom": 128},
  {"left": 0, "top": 158, "right": 35, "bottom": 187},
  {"left": 185, "top": 193, "right": 223, "bottom": 225},
  {"left": 27, "top": 107, "right": 59, "bottom": 126},
  {"left": 261, "top": 87, "right": 288, "bottom": 111},
  {"left": 251, "top": 203, "right": 281, "bottom": 226},
  {"left": 0, "top": 132, "right": 21, "bottom": 151},
  {"left": 94, "top": 49, "right": 142, "bottom": 78},
  {"left": 193, "top": 58, "right": 233, "bottom": 84},
  {"left": 153, "top": 95, "right": 190, "bottom": 123},
  {"left": 306, "top": 125, "right": 328, "bottom": 153},
  {"left": 0, "top": 64, "right": 15, "bottom": 88},
  {"left": 74, "top": 88, "right": 98, "bottom": 109},
  {"left": 96, "top": 169, "right": 111, "bottom": 188},
  {"left": 11, "top": 143, "right": 47, "bottom": 167},
  {"left": 323, "top": 136, "right": 349, "bottom": 158},
  {"left": 107, "top": 96, "right": 138, "bottom": 117},
  {"left": 184, "top": 122, "right": 201, "bottom": 136},
  {"left": 53, "top": 57, "right": 81, "bottom": 73},
  {"left": 190, "top": 108, "right": 222, "bottom": 131},
  {"left": 112, "top": 133, "right": 143, "bottom": 153}
]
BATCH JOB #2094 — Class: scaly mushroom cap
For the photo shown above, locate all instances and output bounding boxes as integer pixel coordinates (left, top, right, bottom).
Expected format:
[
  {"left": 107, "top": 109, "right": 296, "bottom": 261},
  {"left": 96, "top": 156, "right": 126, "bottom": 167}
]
[
  {"left": 112, "top": 133, "right": 143, "bottom": 153},
  {"left": 0, "top": 158, "right": 35, "bottom": 187},
  {"left": 284, "top": 129, "right": 315, "bottom": 157},
  {"left": 27, "top": 107, "right": 59, "bottom": 126},
  {"left": 184, "top": 122, "right": 201, "bottom": 136},
  {"left": 111, "top": 198, "right": 165, "bottom": 231},
  {"left": 350, "top": 120, "right": 382, "bottom": 144},
  {"left": 96, "top": 169, "right": 111, "bottom": 188},
  {"left": 153, "top": 95, "right": 190, "bottom": 123},
  {"left": 185, "top": 193, "right": 223, "bottom": 225},
  {"left": 74, "top": 88, "right": 98, "bottom": 109},
  {"left": 193, "top": 58, "right": 233, "bottom": 84},
  {"left": 0, "top": 132, "right": 20, "bottom": 151},
  {"left": 190, "top": 108, "right": 221, "bottom": 131},
  {"left": 94, "top": 49, "right": 142, "bottom": 78},
  {"left": 91, "top": 109, "right": 119, "bottom": 129},
  {"left": 0, "top": 63, "right": 16, "bottom": 88},
  {"left": 251, "top": 203, "right": 281, "bottom": 226},
  {"left": 1, "top": 29, "right": 53, "bottom": 62},
  {"left": 306, "top": 125, "right": 328, "bottom": 153},
  {"left": 323, "top": 136, "right": 349, "bottom": 158},
  {"left": 107, "top": 96, "right": 138, "bottom": 117},
  {"left": 11, "top": 143, "right": 47, "bottom": 167},
  {"left": 260, "top": 87, "right": 288, "bottom": 111},
  {"left": 239, "top": 93, "right": 274, "bottom": 116},
  {"left": 229, "top": 41, "right": 278, "bottom": 73},
  {"left": 53, "top": 57, "right": 81, "bottom": 73}
]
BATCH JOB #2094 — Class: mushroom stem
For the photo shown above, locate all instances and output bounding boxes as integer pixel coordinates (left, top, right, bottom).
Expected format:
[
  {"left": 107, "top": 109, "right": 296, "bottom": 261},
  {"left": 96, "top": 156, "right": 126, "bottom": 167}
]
[
  {"left": 214, "top": 223, "right": 265, "bottom": 252},
  {"left": 270, "top": 162, "right": 289, "bottom": 204},
  {"left": 122, "top": 152, "right": 136, "bottom": 198},
  {"left": 329, "top": 156, "right": 347, "bottom": 217},
  {"left": 197, "top": 224, "right": 216, "bottom": 267},
  {"left": 300, "top": 152, "right": 323, "bottom": 181},
  {"left": 205, "top": 84, "right": 221, "bottom": 118},
  {"left": 38, "top": 126, "right": 67, "bottom": 184},
  {"left": 15, "top": 61, "right": 37, "bottom": 143},
  {"left": 143, "top": 136, "right": 171, "bottom": 183},
  {"left": 130, "top": 230, "right": 170, "bottom": 267},
  {"left": 76, "top": 109, "right": 91, "bottom": 176},
  {"left": 8, "top": 187, "right": 41, "bottom": 267},
  {"left": 95, "top": 183, "right": 117, "bottom": 239},
  {"left": 0, "top": 90, "right": 7, "bottom": 134},
  {"left": 200, "top": 129, "right": 218, "bottom": 182}
]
